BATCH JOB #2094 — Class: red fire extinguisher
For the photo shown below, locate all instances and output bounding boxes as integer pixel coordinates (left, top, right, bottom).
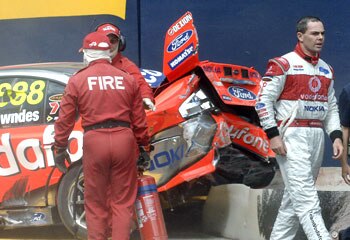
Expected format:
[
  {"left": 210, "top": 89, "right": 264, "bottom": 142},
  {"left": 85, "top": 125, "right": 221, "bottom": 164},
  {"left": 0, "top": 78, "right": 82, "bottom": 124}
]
[{"left": 135, "top": 174, "right": 168, "bottom": 240}]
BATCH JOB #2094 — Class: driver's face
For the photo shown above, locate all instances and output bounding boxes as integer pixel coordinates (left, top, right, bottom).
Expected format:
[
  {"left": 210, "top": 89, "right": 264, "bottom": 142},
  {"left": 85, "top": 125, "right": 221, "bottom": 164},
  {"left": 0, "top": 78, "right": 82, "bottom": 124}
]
[{"left": 297, "top": 21, "right": 325, "bottom": 56}]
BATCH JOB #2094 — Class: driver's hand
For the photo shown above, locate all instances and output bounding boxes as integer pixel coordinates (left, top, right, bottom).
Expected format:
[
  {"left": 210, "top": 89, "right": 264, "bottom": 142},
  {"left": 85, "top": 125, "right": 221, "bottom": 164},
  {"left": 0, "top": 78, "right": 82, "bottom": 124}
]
[{"left": 270, "top": 135, "right": 287, "bottom": 156}]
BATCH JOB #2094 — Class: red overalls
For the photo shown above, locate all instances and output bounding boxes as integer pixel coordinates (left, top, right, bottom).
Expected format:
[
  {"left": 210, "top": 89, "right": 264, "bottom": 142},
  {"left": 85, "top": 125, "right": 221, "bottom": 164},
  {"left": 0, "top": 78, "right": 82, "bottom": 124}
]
[
  {"left": 55, "top": 59, "right": 149, "bottom": 240},
  {"left": 112, "top": 53, "right": 154, "bottom": 102}
]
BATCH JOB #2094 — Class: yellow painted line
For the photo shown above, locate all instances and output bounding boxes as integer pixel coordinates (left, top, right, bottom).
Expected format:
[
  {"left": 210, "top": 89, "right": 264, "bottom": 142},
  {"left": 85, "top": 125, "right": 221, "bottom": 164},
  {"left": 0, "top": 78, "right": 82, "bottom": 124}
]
[{"left": 0, "top": 0, "right": 126, "bottom": 20}]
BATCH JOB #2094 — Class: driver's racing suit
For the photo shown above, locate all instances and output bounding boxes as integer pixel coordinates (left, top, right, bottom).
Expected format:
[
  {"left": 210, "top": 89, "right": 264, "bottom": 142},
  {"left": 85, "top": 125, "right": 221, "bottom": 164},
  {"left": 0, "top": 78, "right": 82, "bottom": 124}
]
[{"left": 256, "top": 43, "right": 342, "bottom": 240}]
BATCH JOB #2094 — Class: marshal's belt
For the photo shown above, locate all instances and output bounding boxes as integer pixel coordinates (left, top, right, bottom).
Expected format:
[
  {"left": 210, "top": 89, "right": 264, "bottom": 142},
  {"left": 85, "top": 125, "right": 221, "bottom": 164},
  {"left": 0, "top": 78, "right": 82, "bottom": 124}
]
[{"left": 84, "top": 120, "right": 130, "bottom": 132}]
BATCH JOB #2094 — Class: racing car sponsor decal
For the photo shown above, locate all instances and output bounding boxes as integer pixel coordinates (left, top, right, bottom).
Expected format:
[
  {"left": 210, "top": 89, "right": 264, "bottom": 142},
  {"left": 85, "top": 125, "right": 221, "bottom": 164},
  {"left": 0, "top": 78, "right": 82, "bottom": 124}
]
[
  {"left": 47, "top": 102, "right": 60, "bottom": 122},
  {"left": 249, "top": 71, "right": 260, "bottom": 78},
  {"left": 30, "top": 213, "right": 46, "bottom": 223},
  {"left": 167, "top": 30, "right": 193, "bottom": 53},
  {"left": 49, "top": 94, "right": 63, "bottom": 102},
  {"left": 149, "top": 144, "right": 185, "bottom": 170},
  {"left": 168, "top": 43, "right": 195, "bottom": 70},
  {"left": 0, "top": 0, "right": 126, "bottom": 20},
  {"left": 222, "top": 95, "right": 232, "bottom": 101},
  {"left": 230, "top": 126, "right": 269, "bottom": 153},
  {"left": 0, "top": 110, "right": 40, "bottom": 125},
  {"left": 0, "top": 80, "right": 45, "bottom": 107},
  {"left": 213, "top": 81, "right": 224, "bottom": 87},
  {"left": 47, "top": 93, "right": 63, "bottom": 122},
  {"left": 167, "top": 12, "right": 193, "bottom": 36},
  {"left": 219, "top": 121, "right": 269, "bottom": 154},
  {"left": 0, "top": 125, "right": 83, "bottom": 177},
  {"left": 49, "top": 102, "right": 60, "bottom": 115},
  {"left": 140, "top": 69, "right": 165, "bottom": 88},
  {"left": 202, "top": 65, "right": 221, "bottom": 73},
  {"left": 228, "top": 86, "right": 256, "bottom": 101}
]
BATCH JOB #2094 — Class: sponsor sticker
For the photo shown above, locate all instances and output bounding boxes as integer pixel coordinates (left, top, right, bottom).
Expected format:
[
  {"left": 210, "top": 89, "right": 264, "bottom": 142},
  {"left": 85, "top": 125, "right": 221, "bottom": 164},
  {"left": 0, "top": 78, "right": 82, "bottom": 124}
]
[
  {"left": 228, "top": 86, "right": 256, "bottom": 101},
  {"left": 202, "top": 65, "right": 221, "bottom": 73},
  {"left": 167, "top": 13, "right": 193, "bottom": 36},
  {"left": 222, "top": 95, "right": 232, "bottom": 101},
  {"left": 260, "top": 116, "right": 269, "bottom": 122},
  {"left": 258, "top": 112, "right": 268, "bottom": 117},
  {"left": 308, "top": 76, "right": 321, "bottom": 93},
  {"left": 300, "top": 93, "right": 327, "bottom": 101},
  {"left": 293, "top": 65, "right": 304, "bottom": 71},
  {"left": 0, "top": 125, "right": 83, "bottom": 177},
  {"left": 30, "top": 213, "right": 46, "bottom": 223},
  {"left": 0, "top": 109, "right": 40, "bottom": 125},
  {"left": 49, "top": 94, "right": 63, "bottom": 102},
  {"left": 255, "top": 102, "right": 266, "bottom": 110},
  {"left": 0, "top": 80, "right": 46, "bottom": 108},
  {"left": 304, "top": 105, "right": 325, "bottom": 112},
  {"left": 168, "top": 44, "right": 194, "bottom": 70},
  {"left": 224, "top": 123, "right": 269, "bottom": 153},
  {"left": 149, "top": 144, "right": 184, "bottom": 170},
  {"left": 319, "top": 67, "right": 330, "bottom": 75},
  {"left": 140, "top": 69, "right": 165, "bottom": 88},
  {"left": 167, "top": 30, "right": 193, "bottom": 52}
]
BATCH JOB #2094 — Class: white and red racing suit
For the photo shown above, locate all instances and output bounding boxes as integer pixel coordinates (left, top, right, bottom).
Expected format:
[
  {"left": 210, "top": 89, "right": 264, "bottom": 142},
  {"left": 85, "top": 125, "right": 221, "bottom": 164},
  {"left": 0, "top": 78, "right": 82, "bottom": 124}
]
[{"left": 256, "top": 43, "right": 342, "bottom": 240}]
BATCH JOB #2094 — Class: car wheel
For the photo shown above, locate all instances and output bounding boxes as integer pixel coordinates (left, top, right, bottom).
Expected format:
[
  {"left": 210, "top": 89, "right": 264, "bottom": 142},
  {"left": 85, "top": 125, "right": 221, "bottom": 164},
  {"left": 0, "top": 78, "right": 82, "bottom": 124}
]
[{"left": 57, "top": 163, "right": 87, "bottom": 240}]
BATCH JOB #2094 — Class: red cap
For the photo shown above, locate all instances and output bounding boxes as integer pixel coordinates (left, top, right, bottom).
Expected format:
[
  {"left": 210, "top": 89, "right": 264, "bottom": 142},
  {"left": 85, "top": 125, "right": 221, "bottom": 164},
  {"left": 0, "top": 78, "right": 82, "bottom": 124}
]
[
  {"left": 80, "top": 32, "right": 111, "bottom": 52},
  {"left": 96, "top": 23, "right": 121, "bottom": 38}
]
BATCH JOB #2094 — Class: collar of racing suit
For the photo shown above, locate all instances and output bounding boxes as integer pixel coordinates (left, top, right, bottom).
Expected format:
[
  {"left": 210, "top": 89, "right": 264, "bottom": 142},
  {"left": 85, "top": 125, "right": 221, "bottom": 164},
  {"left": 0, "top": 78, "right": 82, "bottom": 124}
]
[{"left": 294, "top": 43, "right": 319, "bottom": 66}]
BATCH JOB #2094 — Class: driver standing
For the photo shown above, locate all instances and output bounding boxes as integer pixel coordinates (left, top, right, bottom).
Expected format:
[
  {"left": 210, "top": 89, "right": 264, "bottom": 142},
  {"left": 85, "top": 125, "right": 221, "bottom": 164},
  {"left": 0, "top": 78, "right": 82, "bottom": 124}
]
[{"left": 255, "top": 16, "right": 343, "bottom": 240}]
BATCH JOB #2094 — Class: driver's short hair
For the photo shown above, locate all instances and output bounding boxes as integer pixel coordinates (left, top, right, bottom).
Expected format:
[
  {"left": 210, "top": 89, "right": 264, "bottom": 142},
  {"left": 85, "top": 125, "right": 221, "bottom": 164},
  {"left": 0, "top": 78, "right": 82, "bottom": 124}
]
[{"left": 296, "top": 16, "right": 322, "bottom": 33}]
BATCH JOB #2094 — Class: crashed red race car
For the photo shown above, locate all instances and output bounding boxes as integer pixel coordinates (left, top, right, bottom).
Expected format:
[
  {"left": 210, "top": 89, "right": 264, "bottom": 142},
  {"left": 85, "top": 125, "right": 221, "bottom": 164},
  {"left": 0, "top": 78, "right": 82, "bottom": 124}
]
[{"left": 0, "top": 12, "right": 276, "bottom": 239}]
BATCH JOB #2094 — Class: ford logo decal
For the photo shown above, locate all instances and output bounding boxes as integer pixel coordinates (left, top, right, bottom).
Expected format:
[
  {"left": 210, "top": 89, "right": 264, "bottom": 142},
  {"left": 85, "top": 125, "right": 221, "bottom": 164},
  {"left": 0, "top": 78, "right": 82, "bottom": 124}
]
[
  {"left": 255, "top": 102, "right": 265, "bottom": 109},
  {"left": 228, "top": 87, "right": 256, "bottom": 100},
  {"left": 167, "top": 30, "right": 193, "bottom": 52}
]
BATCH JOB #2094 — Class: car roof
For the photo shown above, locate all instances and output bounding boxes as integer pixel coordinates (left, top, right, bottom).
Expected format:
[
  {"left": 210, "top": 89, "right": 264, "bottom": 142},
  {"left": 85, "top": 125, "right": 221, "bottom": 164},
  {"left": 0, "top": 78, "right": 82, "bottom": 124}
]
[{"left": 0, "top": 62, "right": 85, "bottom": 84}]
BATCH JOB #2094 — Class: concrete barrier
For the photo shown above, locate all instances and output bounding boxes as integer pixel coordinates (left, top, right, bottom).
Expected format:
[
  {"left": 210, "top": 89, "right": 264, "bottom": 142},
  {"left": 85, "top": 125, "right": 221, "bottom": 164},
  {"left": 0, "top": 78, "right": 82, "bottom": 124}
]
[{"left": 202, "top": 167, "right": 350, "bottom": 240}]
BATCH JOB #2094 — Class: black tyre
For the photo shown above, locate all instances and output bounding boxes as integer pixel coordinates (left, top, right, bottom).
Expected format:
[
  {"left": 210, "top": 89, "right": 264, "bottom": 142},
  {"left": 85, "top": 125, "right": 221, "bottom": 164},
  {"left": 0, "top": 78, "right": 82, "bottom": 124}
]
[{"left": 57, "top": 163, "right": 87, "bottom": 240}]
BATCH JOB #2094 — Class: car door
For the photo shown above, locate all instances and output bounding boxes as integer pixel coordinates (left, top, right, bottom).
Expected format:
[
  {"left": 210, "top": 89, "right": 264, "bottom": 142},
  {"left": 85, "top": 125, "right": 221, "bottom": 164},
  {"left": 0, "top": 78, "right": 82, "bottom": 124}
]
[{"left": 0, "top": 76, "right": 70, "bottom": 208}]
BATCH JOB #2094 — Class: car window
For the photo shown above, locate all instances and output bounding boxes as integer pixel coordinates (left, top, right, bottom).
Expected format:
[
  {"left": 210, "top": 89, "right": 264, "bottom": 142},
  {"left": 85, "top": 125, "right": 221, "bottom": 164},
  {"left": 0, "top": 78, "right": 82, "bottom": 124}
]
[
  {"left": 0, "top": 77, "right": 47, "bottom": 128},
  {"left": 45, "top": 80, "right": 65, "bottom": 124}
]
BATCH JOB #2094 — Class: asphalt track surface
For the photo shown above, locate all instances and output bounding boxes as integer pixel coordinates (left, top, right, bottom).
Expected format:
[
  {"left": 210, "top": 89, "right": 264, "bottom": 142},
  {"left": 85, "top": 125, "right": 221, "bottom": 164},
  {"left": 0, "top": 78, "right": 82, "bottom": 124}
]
[{"left": 0, "top": 202, "right": 231, "bottom": 240}]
